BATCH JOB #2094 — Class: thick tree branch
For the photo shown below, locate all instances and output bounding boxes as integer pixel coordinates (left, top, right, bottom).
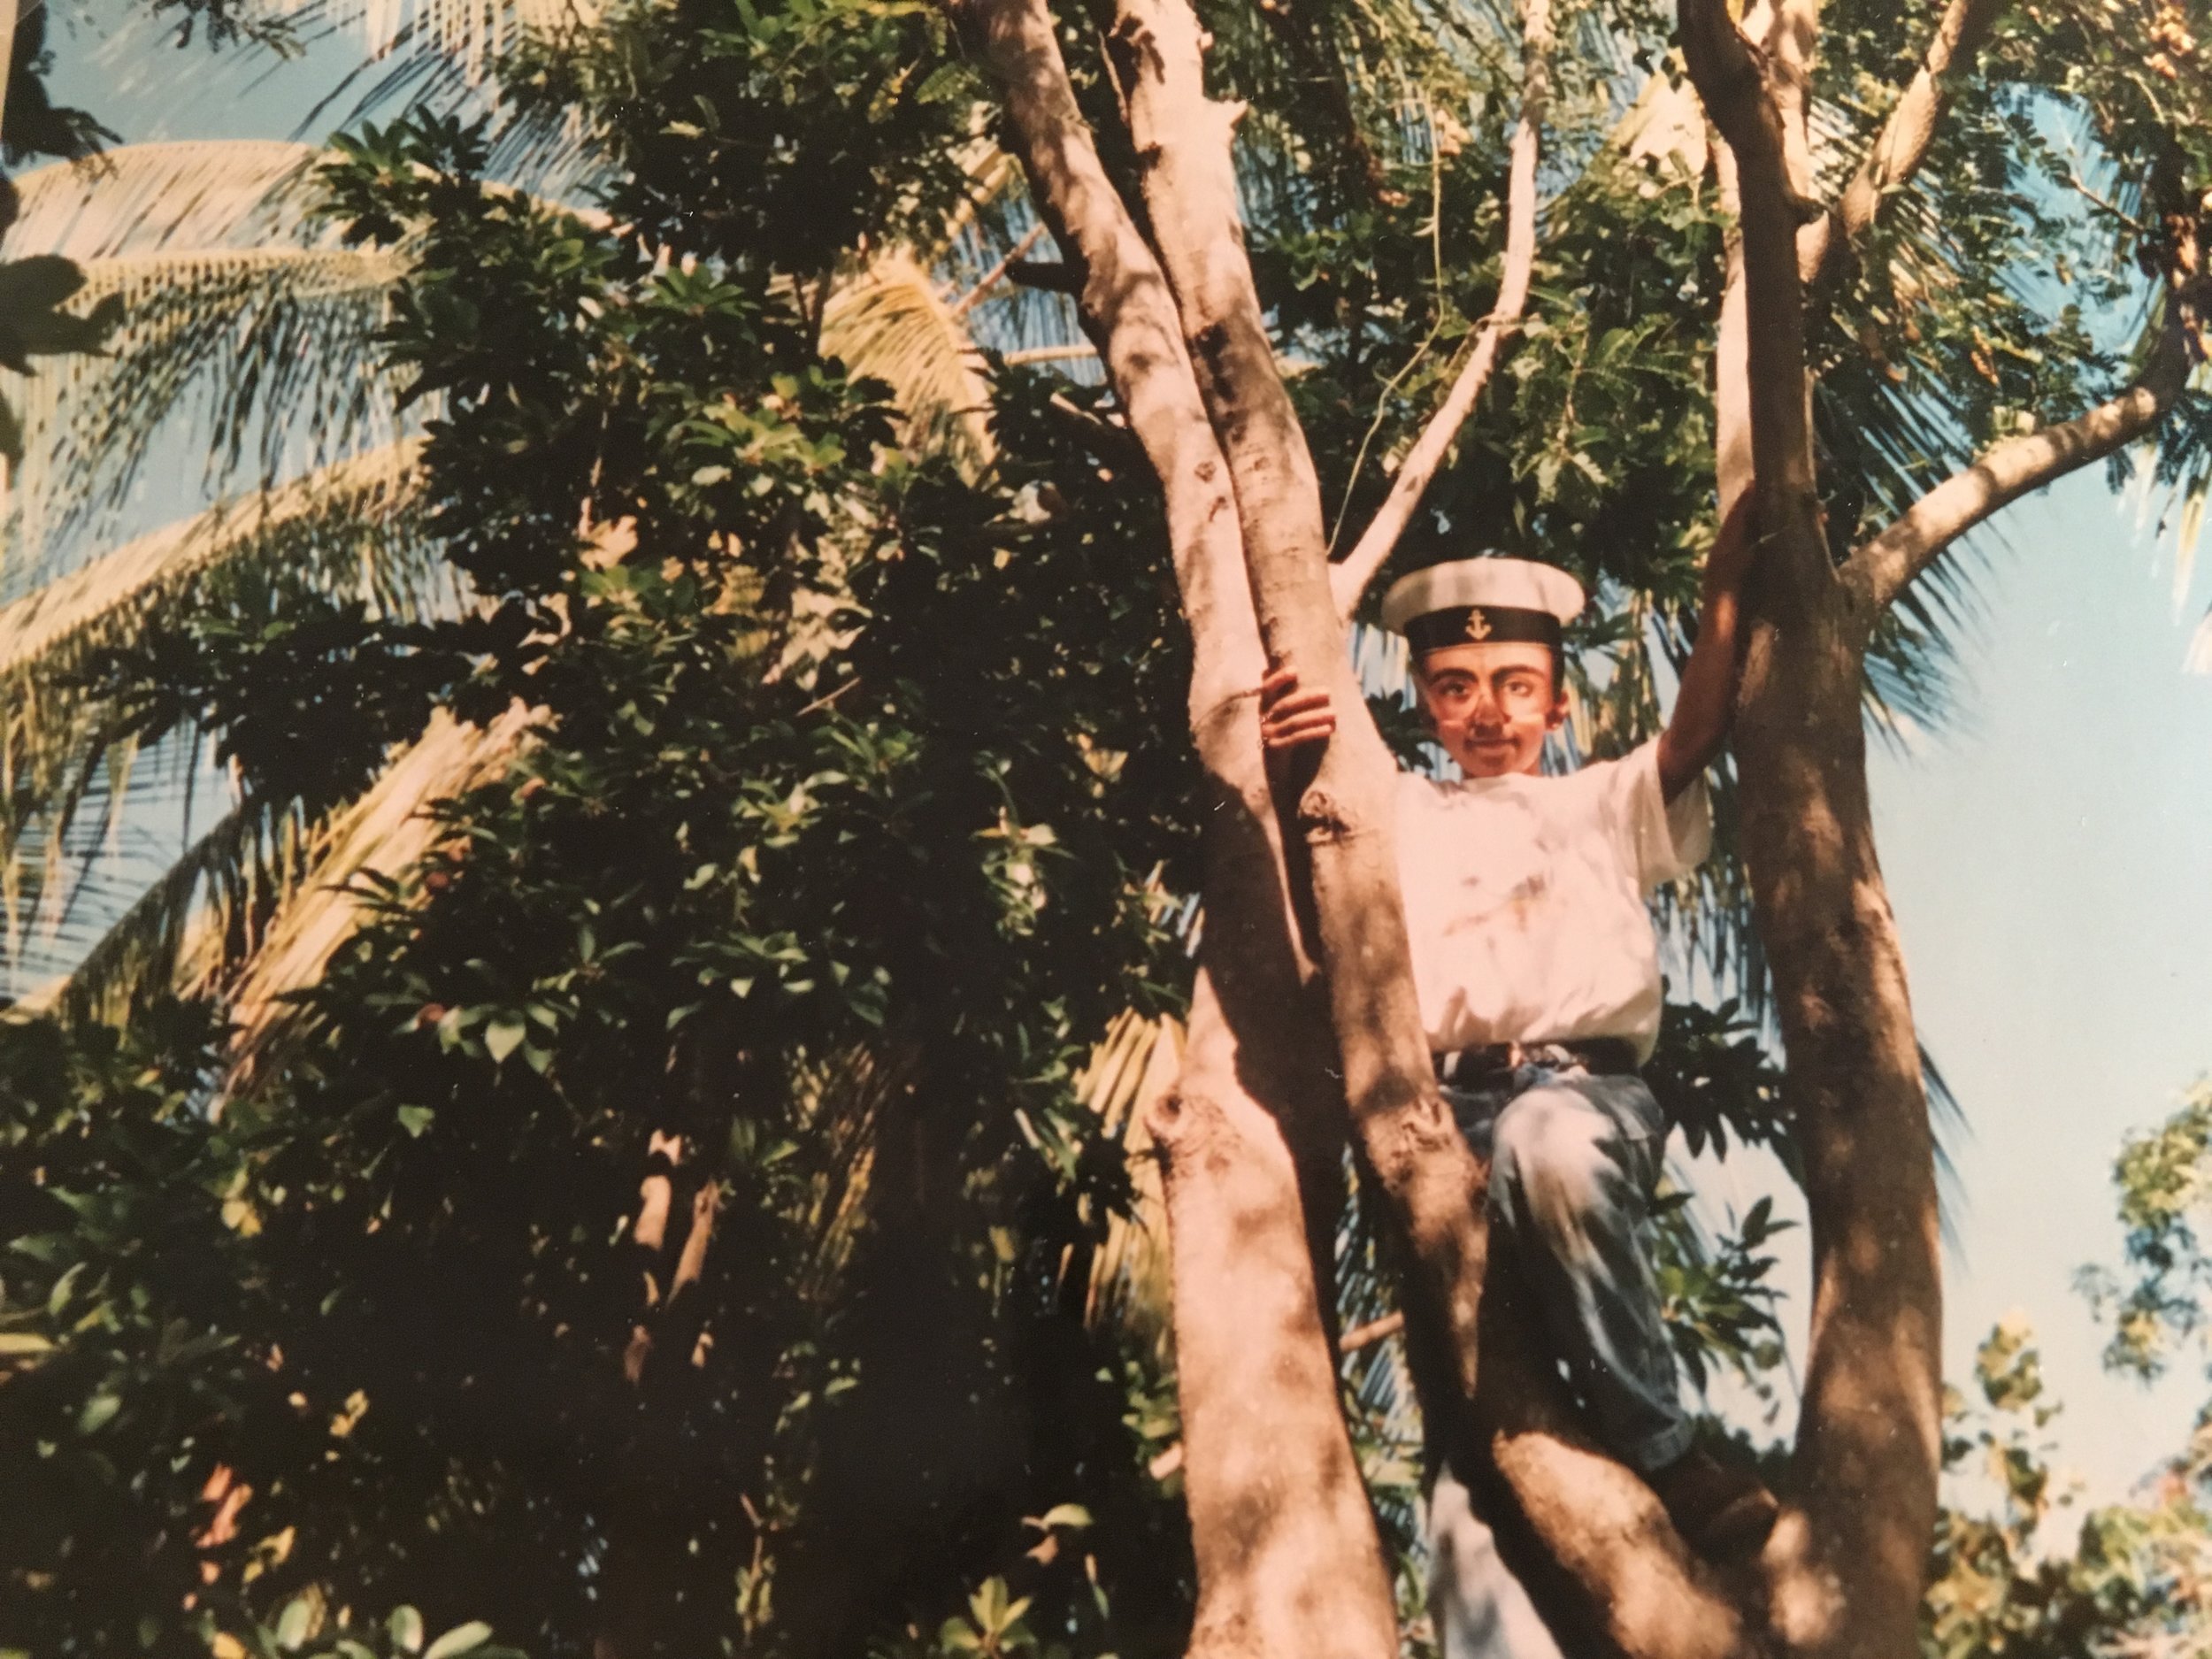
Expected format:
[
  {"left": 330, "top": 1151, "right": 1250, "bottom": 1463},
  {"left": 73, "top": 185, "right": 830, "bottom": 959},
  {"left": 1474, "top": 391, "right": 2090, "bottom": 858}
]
[
  {"left": 1473, "top": 1287, "right": 1760, "bottom": 1659},
  {"left": 1330, "top": 0, "right": 1551, "bottom": 619},
  {"left": 956, "top": 4, "right": 1403, "bottom": 1654},
  {"left": 1800, "top": 0, "right": 2006, "bottom": 286},
  {"left": 1678, "top": 0, "right": 1769, "bottom": 159},
  {"left": 1688, "top": 11, "right": 1949, "bottom": 1654},
  {"left": 1682, "top": 0, "right": 1828, "bottom": 606},
  {"left": 1106, "top": 0, "right": 1494, "bottom": 1429},
  {"left": 1848, "top": 280, "right": 2205, "bottom": 613}
]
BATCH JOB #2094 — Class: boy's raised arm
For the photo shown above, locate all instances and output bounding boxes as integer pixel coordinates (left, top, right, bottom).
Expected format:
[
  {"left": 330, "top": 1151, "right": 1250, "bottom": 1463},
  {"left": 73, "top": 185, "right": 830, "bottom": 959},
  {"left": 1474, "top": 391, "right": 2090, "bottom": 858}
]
[{"left": 1656, "top": 497, "right": 1757, "bottom": 803}]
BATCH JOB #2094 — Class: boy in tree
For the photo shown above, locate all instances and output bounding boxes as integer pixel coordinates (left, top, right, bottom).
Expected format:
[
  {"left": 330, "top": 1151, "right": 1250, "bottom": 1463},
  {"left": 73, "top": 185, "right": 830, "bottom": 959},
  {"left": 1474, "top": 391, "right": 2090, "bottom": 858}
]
[{"left": 1259, "top": 503, "right": 1770, "bottom": 1638}]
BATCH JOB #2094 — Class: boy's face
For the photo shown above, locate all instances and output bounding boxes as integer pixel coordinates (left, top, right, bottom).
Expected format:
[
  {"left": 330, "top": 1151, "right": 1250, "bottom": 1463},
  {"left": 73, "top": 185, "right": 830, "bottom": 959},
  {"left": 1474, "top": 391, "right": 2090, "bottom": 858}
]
[{"left": 1414, "top": 641, "right": 1566, "bottom": 779}]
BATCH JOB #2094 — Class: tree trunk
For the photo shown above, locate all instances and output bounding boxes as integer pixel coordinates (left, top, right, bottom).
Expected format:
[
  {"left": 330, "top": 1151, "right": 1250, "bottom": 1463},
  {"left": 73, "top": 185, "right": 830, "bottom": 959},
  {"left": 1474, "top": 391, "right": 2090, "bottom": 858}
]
[
  {"left": 953, "top": 4, "right": 1404, "bottom": 1653},
  {"left": 1683, "top": 4, "right": 1946, "bottom": 1651},
  {"left": 1733, "top": 606, "right": 1940, "bottom": 1659},
  {"left": 960, "top": 0, "right": 2122, "bottom": 1651},
  {"left": 1106, "top": 0, "right": 1492, "bottom": 1440}
]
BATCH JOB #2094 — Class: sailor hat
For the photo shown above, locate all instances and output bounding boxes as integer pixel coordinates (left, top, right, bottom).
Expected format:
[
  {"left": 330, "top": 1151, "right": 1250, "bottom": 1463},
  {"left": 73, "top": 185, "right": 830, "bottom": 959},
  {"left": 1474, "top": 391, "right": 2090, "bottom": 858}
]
[{"left": 1379, "top": 557, "right": 1585, "bottom": 657}]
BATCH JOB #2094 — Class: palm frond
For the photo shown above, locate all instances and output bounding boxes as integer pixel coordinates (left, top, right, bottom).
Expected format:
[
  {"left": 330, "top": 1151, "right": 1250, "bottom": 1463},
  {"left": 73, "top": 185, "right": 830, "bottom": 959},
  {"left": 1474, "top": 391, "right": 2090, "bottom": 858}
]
[
  {"left": 0, "top": 444, "right": 436, "bottom": 995},
  {"left": 5, "top": 142, "right": 325, "bottom": 261},
  {"left": 1076, "top": 1008, "right": 1180, "bottom": 1365},
  {"left": 282, "top": 0, "right": 605, "bottom": 81},
  {"left": 823, "top": 250, "right": 996, "bottom": 473},
  {"left": 0, "top": 440, "right": 433, "bottom": 818},
  {"left": 14, "top": 798, "right": 310, "bottom": 1025},
  {"left": 219, "top": 702, "right": 537, "bottom": 1092},
  {"left": 10, "top": 246, "right": 411, "bottom": 566}
]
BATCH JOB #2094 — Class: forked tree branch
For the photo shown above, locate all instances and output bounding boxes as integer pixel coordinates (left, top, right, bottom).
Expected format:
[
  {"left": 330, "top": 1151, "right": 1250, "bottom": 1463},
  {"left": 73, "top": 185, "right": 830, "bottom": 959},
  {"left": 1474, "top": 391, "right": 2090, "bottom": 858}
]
[
  {"left": 1117, "top": 2, "right": 1769, "bottom": 1649},
  {"left": 1105, "top": 0, "right": 1498, "bottom": 1423},
  {"left": 1800, "top": 0, "right": 2007, "bottom": 286},
  {"left": 948, "top": 0, "right": 1255, "bottom": 715},
  {"left": 1330, "top": 0, "right": 1552, "bottom": 619},
  {"left": 1848, "top": 278, "right": 2206, "bottom": 613}
]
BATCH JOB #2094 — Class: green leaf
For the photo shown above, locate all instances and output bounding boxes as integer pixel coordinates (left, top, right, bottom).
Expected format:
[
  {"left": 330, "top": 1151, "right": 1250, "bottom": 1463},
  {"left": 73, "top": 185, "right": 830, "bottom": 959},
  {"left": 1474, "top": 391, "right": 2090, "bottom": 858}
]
[
  {"left": 275, "top": 1596, "right": 315, "bottom": 1652},
  {"left": 389, "top": 1608, "right": 425, "bottom": 1655},
  {"left": 76, "top": 1393, "right": 121, "bottom": 1434},
  {"left": 421, "top": 1622, "right": 494, "bottom": 1659},
  {"left": 483, "top": 1018, "right": 527, "bottom": 1064},
  {"left": 396, "top": 1105, "right": 435, "bottom": 1139}
]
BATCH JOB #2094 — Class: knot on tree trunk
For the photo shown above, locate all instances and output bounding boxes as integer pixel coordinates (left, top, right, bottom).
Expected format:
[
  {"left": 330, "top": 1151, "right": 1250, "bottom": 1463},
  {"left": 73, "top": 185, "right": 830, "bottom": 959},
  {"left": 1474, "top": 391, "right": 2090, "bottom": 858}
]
[
  {"left": 1190, "top": 319, "right": 1233, "bottom": 379},
  {"left": 1147, "top": 1084, "right": 1238, "bottom": 1171},
  {"left": 1294, "top": 785, "right": 1355, "bottom": 845}
]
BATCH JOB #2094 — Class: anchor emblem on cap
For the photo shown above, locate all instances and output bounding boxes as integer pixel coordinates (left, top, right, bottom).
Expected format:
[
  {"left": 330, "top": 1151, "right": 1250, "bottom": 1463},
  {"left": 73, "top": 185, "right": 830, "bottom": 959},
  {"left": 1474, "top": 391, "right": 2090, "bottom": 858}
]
[{"left": 1463, "top": 607, "right": 1493, "bottom": 641}]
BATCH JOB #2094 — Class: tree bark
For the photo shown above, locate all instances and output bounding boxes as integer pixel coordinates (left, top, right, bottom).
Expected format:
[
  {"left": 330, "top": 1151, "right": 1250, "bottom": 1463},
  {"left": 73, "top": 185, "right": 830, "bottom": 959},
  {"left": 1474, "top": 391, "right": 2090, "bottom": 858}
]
[
  {"left": 1683, "top": 4, "right": 1945, "bottom": 1653},
  {"left": 955, "top": 4, "right": 1402, "bottom": 1653},
  {"left": 1104, "top": 0, "right": 1493, "bottom": 1438},
  {"left": 1848, "top": 276, "right": 2207, "bottom": 611},
  {"left": 1471, "top": 1279, "right": 1759, "bottom": 1659},
  {"left": 966, "top": 0, "right": 2197, "bottom": 1653},
  {"left": 1799, "top": 0, "right": 2008, "bottom": 287}
]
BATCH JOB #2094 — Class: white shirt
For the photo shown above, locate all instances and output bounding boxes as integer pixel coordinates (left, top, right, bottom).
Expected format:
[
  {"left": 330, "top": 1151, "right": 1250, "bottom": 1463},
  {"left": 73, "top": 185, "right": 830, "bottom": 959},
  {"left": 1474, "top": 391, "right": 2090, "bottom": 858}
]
[{"left": 1394, "top": 738, "right": 1710, "bottom": 1061}]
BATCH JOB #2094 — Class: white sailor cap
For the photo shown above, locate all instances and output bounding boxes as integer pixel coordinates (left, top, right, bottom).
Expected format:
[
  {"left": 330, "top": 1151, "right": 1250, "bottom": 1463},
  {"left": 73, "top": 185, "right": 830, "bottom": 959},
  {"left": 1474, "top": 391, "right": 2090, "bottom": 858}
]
[{"left": 1379, "top": 557, "right": 1585, "bottom": 656}]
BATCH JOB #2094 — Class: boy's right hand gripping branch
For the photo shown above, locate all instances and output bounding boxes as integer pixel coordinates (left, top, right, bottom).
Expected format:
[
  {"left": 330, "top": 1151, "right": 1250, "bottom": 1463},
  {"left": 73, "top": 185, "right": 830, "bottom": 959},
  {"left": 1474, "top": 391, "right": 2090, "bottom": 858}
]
[{"left": 1258, "top": 666, "right": 1336, "bottom": 755}]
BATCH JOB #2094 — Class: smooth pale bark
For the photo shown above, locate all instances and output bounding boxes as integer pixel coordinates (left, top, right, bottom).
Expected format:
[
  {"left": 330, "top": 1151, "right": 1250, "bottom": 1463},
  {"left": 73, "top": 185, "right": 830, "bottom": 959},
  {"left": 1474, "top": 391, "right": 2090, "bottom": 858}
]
[
  {"left": 1160, "top": 972, "right": 1401, "bottom": 1659},
  {"left": 955, "top": 3, "right": 1402, "bottom": 1653},
  {"left": 1105, "top": 0, "right": 1493, "bottom": 1440},
  {"left": 1679, "top": 3, "right": 2110, "bottom": 1652},
  {"left": 1848, "top": 275, "right": 2207, "bottom": 611}
]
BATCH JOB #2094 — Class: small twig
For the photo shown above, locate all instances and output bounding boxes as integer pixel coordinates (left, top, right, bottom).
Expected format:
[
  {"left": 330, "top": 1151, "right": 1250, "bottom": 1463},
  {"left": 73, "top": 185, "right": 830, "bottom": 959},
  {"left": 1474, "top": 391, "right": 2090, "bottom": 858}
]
[
  {"left": 795, "top": 678, "right": 860, "bottom": 718},
  {"left": 1339, "top": 1310, "right": 1405, "bottom": 1353},
  {"left": 1329, "top": 0, "right": 1552, "bottom": 618},
  {"left": 1005, "top": 342, "right": 1100, "bottom": 364},
  {"left": 951, "top": 222, "right": 1050, "bottom": 317},
  {"left": 2063, "top": 167, "right": 2149, "bottom": 235}
]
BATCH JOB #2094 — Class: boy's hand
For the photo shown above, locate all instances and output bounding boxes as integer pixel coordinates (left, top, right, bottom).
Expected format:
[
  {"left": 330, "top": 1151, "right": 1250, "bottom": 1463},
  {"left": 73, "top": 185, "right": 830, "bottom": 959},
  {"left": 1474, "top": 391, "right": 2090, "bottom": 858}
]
[{"left": 1258, "top": 667, "right": 1336, "bottom": 754}]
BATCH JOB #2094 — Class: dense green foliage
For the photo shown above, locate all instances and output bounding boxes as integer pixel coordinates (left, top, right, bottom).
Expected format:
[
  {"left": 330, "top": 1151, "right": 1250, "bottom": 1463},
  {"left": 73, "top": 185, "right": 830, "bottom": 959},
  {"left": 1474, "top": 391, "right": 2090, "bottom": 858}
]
[{"left": 4, "top": 69, "right": 1210, "bottom": 1648}]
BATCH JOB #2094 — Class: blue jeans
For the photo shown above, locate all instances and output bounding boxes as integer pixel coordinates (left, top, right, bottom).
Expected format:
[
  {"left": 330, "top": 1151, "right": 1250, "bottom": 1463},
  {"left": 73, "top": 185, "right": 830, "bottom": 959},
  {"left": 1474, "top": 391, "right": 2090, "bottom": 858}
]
[{"left": 1426, "top": 1062, "right": 1687, "bottom": 1659}]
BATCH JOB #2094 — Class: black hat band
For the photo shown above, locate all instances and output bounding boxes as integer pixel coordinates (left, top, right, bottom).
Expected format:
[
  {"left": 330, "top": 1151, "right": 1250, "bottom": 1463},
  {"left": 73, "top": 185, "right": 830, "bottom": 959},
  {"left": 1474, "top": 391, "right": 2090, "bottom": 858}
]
[{"left": 1404, "top": 605, "right": 1562, "bottom": 656}]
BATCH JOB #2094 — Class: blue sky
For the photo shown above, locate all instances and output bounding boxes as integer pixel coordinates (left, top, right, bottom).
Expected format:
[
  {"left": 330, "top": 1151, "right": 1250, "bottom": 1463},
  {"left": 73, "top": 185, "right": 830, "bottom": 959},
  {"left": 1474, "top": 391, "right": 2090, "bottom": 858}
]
[
  {"left": 1873, "top": 468, "right": 2212, "bottom": 1507},
  {"left": 42, "top": 0, "right": 2212, "bottom": 1515}
]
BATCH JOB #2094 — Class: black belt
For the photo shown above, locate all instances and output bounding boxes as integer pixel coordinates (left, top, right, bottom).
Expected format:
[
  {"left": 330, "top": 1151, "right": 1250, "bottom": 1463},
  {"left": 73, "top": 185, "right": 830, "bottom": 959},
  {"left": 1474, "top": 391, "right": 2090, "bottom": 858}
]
[{"left": 1433, "top": 1037, "right": 1640, "bottom": 1086}]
